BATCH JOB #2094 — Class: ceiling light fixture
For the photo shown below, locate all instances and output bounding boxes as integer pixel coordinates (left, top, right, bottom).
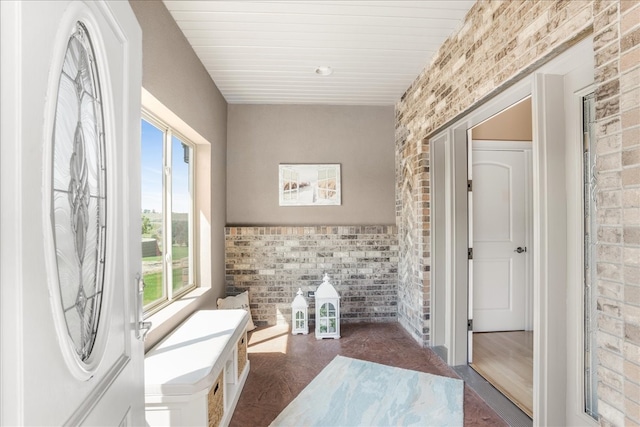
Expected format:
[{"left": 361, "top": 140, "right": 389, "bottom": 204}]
[{"left": 315, "top": 66, "right": 333, "bottom": 76}]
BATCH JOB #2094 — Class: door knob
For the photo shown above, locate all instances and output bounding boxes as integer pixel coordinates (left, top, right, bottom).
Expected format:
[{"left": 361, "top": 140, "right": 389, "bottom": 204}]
[
  {"left": 135, "top": 273, "right": 152, "bottom": 341},
  {"left": 514, "top": 246, "right": 527, "bottom": 253}
]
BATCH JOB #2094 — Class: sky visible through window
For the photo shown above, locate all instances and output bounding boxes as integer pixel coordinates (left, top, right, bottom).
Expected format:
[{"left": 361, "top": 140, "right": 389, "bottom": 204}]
[{"left": 141, "top": 119, "right": 190, "bottom": 214}]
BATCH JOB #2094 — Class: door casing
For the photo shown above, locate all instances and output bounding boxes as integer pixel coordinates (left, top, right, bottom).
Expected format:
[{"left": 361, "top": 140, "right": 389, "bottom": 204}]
[{"left": 429, "top": 36, "right": 596, "bottom": 426}]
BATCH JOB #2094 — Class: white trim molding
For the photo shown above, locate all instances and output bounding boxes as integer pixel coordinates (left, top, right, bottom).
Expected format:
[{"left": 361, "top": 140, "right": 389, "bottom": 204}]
[{"left": 0, "top": 1, "right": 25, "bottom": 424}]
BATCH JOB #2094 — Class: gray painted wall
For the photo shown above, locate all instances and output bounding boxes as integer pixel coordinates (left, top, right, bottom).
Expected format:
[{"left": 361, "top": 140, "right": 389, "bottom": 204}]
[
  {"left": 129, "top": 1, "right": 227, "bottom": 146},
  {"left": 227, "top": 104, "right": 395, "bottom": 225},
  {"left": 129, "top": 0, "right": 227, "bottom": 349}
]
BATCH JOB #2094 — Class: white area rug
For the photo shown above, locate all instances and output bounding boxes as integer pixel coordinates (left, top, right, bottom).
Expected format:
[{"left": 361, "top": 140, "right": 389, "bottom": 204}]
[{"left": 270, "top": 355, "right": 464, "bottom": 427}]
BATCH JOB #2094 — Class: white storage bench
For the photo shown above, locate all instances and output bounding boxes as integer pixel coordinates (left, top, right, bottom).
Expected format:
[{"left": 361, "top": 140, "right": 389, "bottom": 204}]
[{"left": 144, "top": 310, "right": 250, "bottom": 426}]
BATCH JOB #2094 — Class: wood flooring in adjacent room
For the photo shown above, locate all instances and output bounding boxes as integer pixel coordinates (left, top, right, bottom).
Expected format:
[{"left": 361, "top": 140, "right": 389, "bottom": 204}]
[
  {"left": 470, "top": 331, "right": 534, "bottom": 418},
  {"left": 229, "top": 322, "right": 508, "bottom": 427}
]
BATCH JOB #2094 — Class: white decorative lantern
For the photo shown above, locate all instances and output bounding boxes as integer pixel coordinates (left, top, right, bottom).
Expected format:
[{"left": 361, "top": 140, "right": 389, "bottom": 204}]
[
  {"left": 315, "top": 274, "right": 340, "bottom": 339},
  {"left": 291, "top": 288, "right": 309, "bottom": 335}
]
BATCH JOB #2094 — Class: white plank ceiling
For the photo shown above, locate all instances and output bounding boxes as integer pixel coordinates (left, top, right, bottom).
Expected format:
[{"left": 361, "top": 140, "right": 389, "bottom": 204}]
[{"left": 163, "top": 1, "right": 475, "bottom": 105}]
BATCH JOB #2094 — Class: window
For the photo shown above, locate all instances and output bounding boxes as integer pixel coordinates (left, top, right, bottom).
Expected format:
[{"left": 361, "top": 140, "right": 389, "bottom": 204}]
[
  {"left": 141, "top": 114, "right": 195, "bottom": 312},
  {"left": 582, "top": 92, "right": 598, "bottom": 419}
]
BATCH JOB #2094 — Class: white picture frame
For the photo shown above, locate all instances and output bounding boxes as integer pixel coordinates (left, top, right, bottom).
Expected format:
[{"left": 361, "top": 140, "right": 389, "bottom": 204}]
[{"left": 279, "top": 164, "right": 341, "bottom": 206}]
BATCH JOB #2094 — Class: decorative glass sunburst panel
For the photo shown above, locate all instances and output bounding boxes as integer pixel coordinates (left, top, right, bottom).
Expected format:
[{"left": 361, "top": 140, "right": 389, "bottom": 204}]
[{"left": 51, "top": 22, "right": 106, "bottom": 363}]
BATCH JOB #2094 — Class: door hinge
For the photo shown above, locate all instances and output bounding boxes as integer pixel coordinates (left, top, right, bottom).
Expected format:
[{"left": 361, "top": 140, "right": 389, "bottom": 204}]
[
  {"left": 467, "top": 180, "right": 472, "bottom": 191},
  {"left": 468, "top": 319, "right": 473, "bottom": 331},
  {"left": 468, "top": 248, "right": 473, "bottom": 260}
]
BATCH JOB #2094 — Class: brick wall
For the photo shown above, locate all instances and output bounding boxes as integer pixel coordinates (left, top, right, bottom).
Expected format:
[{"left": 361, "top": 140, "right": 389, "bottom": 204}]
[
  {"left": 225, "top": 226, "right": 398, "bottom": 326},
  {"left": 395, "top": 0, "right": 594, "bottom": 347},
  {"left": 395, "top": 1, "right": 639, "bottom": 425},
  {"left": 592, "top": 2, "right": 640, "bottom": 426},
  {"left": 396, "top": 124, "right": 430, "bottom": 344}
]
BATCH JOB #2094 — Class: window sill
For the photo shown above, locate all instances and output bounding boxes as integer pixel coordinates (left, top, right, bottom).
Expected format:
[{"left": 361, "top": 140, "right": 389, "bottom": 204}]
[{"left": 144, "top": 287, "right": 213, "bottom": 352}]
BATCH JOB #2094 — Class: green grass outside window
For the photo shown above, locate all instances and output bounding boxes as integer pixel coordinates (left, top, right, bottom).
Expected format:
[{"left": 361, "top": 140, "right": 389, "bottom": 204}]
[{"left": 142, "top": 245, "right": 190, "bottom": 306}]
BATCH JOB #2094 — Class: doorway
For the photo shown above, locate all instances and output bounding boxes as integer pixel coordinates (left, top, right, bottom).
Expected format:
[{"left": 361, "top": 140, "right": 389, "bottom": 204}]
[
  {"left": 429, "top": 37, "right": 597, "bottom": 426},
  {"left": 467, "top": 97, "right": 534, "bottom": 418}
]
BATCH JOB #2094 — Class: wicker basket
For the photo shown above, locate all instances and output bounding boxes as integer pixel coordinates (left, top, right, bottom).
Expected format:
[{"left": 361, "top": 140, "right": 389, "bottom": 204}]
[
  {"left": 208, "top": 371, "right": 224, "bottom": 427},
  {"left": 237, "top": 332, "right": 247, "bottom": 379}
]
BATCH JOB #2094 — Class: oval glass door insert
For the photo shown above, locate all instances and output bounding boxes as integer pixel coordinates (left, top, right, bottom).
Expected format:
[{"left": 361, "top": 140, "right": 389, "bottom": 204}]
[{"left": 51, "top": 21, "right": 107, "bottom": 363}]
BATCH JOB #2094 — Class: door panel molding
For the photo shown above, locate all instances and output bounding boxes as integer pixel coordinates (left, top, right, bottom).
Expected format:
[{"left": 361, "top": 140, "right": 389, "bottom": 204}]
[
  {"left": 473, "top": 140, "right": 533, "bottom": 151},
  {"left": 65, "top": 355, "right": 130, "bottom": 426},
  {"left": 0, "top": 2, "right": 26, "bottom": 424}
]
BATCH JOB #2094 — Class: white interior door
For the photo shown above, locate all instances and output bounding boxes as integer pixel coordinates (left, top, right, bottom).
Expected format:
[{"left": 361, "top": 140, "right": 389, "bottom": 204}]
[
  {"left": 472, "top": 147, "right": 530, "bottom": 332},
  {"left": 0, "top": 1, "right": 144, "bottom": 425}
]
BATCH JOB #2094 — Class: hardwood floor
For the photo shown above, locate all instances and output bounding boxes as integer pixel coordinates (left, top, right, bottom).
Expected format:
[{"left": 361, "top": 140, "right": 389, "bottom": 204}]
[
  {"left": 470, "top": 331, "right": 533, "bottom": 418},
  {"left": 230, "top": 322, "right": 508, "bottom": 427}
]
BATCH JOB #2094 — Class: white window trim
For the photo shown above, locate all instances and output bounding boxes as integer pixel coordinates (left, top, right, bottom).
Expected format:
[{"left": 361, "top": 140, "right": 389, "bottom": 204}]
[
  {"left": 141, "top": 111, "right": 197, "bottom": 315},
  {"left": 140, "top": 88, "right": 214, "bottom": 350}
]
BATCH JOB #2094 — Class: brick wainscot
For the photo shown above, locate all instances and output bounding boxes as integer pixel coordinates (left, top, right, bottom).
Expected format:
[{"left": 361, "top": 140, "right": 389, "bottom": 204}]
[{"left": 225, "top": 226, "right": 398, "bottom": 326}]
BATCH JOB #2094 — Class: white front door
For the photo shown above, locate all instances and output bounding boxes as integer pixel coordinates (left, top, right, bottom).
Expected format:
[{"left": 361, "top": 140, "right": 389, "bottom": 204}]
[
  {"left": 472, "top": 147, "right": 530, "bottom": 332},
  {"left": 0, "top": 1, "right": 144, "bottom": 425}
]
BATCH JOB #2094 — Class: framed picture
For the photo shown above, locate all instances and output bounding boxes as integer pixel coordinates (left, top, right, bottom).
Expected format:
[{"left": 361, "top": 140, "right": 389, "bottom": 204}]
[{"left": 279, "top": 164, "right": 341, "bottom": 206}]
